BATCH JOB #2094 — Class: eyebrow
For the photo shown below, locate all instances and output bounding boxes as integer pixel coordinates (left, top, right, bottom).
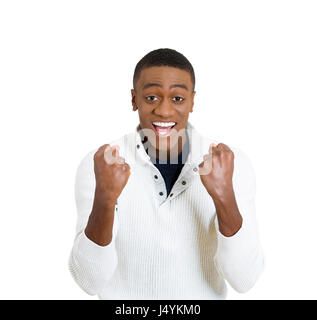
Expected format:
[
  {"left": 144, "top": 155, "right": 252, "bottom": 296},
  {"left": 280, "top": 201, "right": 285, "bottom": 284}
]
[{"left": 142, "top": 83, "right": 189, "bottom": 91}]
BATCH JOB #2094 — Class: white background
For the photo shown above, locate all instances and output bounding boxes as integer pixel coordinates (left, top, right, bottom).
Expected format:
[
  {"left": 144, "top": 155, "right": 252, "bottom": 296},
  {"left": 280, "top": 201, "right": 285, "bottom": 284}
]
[{"left": 0, "top": 0, "right": 316, "bottom": 299}]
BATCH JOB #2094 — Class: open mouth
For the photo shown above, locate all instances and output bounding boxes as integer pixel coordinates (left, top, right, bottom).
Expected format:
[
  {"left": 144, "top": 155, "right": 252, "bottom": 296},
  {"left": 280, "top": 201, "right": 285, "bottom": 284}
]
[{"left": 151, "top": 121, "right": 177, "bottom": 136}]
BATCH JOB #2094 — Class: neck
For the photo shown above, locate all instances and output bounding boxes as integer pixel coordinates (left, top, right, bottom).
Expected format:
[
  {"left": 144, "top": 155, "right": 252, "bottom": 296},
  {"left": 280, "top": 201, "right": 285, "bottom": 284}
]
[{"left": 139, "top": 125, "right": 188, "bottom": 162}]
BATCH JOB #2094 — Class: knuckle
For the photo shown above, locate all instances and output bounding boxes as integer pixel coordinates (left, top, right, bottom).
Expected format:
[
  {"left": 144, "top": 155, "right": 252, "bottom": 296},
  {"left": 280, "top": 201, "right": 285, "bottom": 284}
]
[
  {"left": 98, "top": 143, "right": 110, "bottom": 151},
  {"left": 95, "top": 144, "right": 110, "bottom": 159}
]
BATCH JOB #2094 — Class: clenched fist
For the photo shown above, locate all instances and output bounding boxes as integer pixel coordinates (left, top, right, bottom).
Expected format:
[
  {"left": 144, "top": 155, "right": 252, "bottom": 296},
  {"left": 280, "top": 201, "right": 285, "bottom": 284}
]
[
  {"left": 198, "top": 143, "right": 234, "bottom": 199},
  {"left": 93, "top": 144, "right": 130, "bottom": 206},
  {"left": 85, "top": 144, "right": 130, "bottom": 246}
]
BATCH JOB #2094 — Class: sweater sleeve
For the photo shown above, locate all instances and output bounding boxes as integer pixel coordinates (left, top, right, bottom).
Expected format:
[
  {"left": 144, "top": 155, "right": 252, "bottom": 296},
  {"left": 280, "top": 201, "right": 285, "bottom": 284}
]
[
  {"left": 68, "top": 149, "right": 119, "bottom": 296},
  {"left": 213, "top": 148, "right": 265, "bottom": 293}
]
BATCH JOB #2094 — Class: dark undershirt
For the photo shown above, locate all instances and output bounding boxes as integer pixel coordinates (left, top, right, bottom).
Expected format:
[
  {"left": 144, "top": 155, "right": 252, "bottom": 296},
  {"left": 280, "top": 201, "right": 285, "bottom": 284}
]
[{"left": 146, "top": 130, "right": 189, "bottom": 196}]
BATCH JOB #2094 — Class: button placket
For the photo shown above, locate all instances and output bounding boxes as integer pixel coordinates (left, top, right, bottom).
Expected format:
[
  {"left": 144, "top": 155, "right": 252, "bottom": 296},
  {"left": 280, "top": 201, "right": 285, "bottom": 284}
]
[
  {"left": 161, "top": 163, "right": 198, "bottom": 205},
  {"left": 150, "top": 166, "right": 167, "bottom": 204}
]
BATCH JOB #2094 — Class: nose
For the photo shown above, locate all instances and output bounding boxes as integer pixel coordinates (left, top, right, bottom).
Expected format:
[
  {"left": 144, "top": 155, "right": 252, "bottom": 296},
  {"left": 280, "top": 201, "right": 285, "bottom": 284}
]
[{"left": 153, "top": 98, "right": 175, "bottom": 118}]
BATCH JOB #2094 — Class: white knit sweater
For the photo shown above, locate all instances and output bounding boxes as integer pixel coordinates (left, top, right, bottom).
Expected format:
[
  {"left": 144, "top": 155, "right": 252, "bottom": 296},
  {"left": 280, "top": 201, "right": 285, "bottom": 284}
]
[{"left": 69, "top": 121, "right": 264, "bottom": 300}]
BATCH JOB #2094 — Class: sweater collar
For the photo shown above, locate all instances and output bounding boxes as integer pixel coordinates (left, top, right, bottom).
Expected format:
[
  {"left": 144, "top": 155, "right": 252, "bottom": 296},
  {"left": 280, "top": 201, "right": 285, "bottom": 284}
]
[{"left": 133, "top": 121, "right": 206, "bottom": 167}]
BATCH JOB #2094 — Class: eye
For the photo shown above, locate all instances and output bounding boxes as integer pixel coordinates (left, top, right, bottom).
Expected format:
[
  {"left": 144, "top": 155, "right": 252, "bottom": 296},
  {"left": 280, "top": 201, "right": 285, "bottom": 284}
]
[
  {"left": 145, "top": 96, "right": 158, "bottom": 102},
  {"left": 172, "top": 96, "right": 185, "bottom": 103}
]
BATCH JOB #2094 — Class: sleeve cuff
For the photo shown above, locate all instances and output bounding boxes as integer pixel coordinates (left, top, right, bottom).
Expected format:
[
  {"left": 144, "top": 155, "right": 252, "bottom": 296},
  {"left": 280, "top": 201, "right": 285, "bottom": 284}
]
[
  {"left": 214, "top": 215, "right": 252, "bottom": 256},
  {"left": 76, "top": 230, "right": 117, "bottom": 263},
  {"left": 214, "top": 214, "right": 261, "bottom": 262}
]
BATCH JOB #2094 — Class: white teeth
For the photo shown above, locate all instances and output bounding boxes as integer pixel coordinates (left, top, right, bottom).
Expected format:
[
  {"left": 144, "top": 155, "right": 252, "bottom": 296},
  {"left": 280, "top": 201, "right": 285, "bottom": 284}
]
[{"left": 152, "top": 122, "right": 176, "bottom": 127}]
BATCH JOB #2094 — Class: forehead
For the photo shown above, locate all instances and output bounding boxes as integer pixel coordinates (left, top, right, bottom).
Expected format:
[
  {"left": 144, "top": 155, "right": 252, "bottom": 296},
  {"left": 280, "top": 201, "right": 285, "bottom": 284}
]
[{"left": 137, "top": 66, "right": 192, "bottom": 88}]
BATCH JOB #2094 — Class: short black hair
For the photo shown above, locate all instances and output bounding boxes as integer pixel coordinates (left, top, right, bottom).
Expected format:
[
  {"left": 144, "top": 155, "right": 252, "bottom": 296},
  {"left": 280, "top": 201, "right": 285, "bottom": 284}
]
[{"left": 133, "top": 48, "right": 195, "bottom": 92}]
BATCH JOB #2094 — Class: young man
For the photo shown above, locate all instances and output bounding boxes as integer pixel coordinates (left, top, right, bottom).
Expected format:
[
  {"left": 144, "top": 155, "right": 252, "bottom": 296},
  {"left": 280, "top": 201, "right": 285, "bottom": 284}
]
[{"left": 69, "top": 48, "right": 264, "bottom": 300}]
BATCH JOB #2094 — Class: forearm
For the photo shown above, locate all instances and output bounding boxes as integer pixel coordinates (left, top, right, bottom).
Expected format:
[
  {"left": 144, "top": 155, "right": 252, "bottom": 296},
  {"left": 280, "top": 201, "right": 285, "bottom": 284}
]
[
  {"left": 85, "top": 188, "right": 117, "bottom": 246},
  {"left": 212, "top": 185, "right": 242, "bottom": 237},
  {"left": 69, "top": 190, "right": 119, "bottom": 295},
  {"left": 69, "top": 227, "right": 118, "bottom": 295},
  {"left": 204, "top": 146, "right": 265, "bottom": 293},
  {"left": 214, "top": 212, "right": 264, "bottom": 293},
  {"left": 213, "top": 188, "right": 264, "bottom": 293}
]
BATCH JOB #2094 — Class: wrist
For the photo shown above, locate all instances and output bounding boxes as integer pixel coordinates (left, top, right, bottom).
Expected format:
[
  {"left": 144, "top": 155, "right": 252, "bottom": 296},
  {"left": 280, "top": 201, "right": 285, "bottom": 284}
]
[
  {"left": 209, "top": 182, "right": 234, "bottom": 203},
  {"left": 94, "top": 187, "right": 117, "bottom": 209}
]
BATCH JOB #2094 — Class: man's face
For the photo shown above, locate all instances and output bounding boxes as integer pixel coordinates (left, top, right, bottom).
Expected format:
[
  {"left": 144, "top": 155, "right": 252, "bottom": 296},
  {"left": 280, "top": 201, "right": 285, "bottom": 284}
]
[{"left": 131, "top": 66, "right": 196, "bottom": 154}]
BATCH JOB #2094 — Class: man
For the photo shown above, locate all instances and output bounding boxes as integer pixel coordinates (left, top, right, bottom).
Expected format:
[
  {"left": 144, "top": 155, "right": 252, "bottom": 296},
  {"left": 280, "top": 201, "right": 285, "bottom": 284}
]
[{"left": 69, "top": 48, "right": 264, "bottom": 299}]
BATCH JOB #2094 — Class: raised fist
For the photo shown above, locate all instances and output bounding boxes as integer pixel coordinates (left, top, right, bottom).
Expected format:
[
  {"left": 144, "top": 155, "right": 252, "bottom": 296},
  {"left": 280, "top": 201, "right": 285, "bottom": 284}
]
[{"left": 93, "top": 144, "right": 130, "bottom": 206}]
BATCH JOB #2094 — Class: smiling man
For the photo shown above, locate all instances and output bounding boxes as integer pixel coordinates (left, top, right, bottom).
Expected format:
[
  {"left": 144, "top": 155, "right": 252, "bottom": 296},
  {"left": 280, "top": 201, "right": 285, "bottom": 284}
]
[{"left": 69, "top": 48, "right": 264, "bottom": 300}]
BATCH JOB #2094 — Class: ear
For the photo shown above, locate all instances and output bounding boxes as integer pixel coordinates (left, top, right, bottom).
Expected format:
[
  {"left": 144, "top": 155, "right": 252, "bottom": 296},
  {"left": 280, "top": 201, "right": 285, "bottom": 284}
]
[
  {"left": 190, "top": 90, "right": 196, "bottom": 113},
  {"left": 131, "top": 89, "right": 138, "bottom": 111}
]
